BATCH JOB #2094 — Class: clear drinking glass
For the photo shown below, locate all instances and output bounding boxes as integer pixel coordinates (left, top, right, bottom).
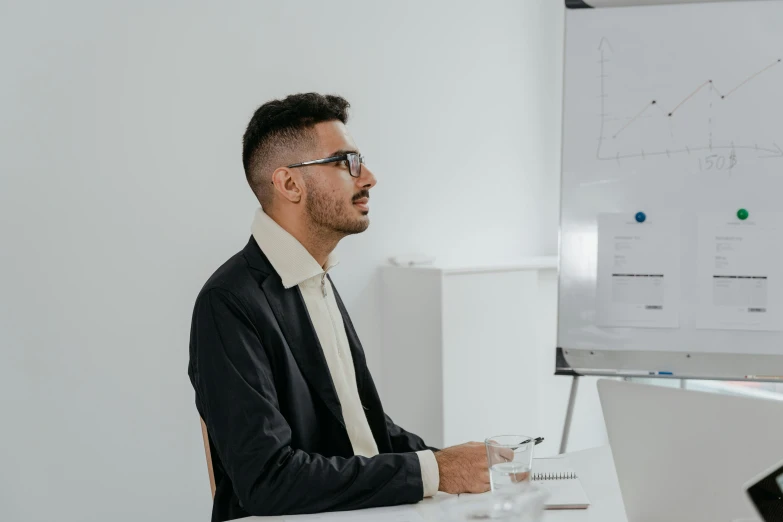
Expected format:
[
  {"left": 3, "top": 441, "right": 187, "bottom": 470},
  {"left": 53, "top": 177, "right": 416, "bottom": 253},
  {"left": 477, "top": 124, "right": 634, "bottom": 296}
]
[
  {"left": 485, "top": 435, "right": 536, "bottom": 493},
  {"left": 439, "top": 483, "right": 549, "bottom": 521}
]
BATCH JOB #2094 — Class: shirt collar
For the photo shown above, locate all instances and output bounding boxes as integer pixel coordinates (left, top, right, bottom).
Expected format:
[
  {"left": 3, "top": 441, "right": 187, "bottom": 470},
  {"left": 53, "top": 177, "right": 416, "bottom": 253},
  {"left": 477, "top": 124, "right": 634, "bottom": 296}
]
[{"left": 250, "top": 208, "right": 339, "bottom": 289}]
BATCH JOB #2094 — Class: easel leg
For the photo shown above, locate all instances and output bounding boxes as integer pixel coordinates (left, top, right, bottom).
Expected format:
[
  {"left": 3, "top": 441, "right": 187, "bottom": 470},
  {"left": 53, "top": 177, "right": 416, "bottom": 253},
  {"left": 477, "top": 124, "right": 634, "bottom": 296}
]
[{"left": 560, "top": 375, "right": 580, "bottom": 454}]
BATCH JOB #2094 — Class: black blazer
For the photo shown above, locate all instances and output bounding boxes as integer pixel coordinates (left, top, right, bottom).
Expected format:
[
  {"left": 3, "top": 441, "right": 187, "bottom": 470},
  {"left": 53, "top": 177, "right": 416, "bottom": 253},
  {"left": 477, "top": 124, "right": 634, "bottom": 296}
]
[{"left": 188, "top": 238, "right": 433, "bottom": 522}]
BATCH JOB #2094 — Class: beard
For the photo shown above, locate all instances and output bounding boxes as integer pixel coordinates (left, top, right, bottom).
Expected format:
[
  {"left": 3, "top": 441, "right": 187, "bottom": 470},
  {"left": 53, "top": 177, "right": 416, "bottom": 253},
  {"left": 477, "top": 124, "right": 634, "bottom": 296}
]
[{"left": 305, "top": 183, "right": 370, "bottom": 236}]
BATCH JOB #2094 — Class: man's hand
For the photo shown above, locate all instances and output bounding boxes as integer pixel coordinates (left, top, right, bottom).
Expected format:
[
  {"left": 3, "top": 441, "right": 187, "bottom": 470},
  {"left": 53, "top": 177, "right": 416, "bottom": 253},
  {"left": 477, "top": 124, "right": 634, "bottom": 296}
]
[{"left": 435, "top": 442, "right": 509, "bottom": 494}]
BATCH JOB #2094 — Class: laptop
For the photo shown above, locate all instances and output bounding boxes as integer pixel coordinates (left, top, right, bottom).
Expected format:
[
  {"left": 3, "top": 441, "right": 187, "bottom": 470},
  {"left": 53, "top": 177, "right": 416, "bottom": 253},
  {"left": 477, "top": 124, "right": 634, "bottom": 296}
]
[
  {"left": 745, "top": 455, "right": 783, "bottom": 522},
  {"left": 598, "top": 379, "right": 783, "bottom": 522}
]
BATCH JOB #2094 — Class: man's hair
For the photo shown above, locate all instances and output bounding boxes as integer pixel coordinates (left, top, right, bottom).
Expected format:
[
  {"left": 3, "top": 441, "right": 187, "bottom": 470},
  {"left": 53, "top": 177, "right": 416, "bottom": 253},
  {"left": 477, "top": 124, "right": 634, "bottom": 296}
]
[{"left": 242, "top": 93, "right": 350, "bottom": 208}]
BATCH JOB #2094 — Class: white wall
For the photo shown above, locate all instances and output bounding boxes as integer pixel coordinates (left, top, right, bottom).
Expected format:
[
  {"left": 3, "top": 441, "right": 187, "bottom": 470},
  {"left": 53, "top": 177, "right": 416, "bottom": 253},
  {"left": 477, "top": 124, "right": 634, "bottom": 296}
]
[{"left": 0, "top": 1, "right": 569, "bottom": 521}]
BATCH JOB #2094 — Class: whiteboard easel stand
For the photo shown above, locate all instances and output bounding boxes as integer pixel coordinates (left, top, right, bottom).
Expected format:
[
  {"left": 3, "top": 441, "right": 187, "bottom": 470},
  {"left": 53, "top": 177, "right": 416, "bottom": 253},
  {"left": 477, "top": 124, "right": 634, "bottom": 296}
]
[{"left": 559, "top": 375, "right": 580, "bottom": 454}]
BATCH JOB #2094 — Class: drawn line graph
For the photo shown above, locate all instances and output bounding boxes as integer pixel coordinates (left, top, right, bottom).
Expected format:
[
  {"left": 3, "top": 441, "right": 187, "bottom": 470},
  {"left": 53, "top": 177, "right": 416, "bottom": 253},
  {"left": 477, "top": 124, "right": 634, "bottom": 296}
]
[{"left": 596, "top": 37, "right": 783, "bottom": 162}]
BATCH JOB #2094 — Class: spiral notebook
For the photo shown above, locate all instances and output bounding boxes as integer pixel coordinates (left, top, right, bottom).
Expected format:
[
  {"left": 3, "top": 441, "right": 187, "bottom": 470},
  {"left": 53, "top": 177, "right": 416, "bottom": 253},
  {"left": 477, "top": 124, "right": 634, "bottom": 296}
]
[{"left": 531, "top": 457, "right": 591, "bottom": 510}]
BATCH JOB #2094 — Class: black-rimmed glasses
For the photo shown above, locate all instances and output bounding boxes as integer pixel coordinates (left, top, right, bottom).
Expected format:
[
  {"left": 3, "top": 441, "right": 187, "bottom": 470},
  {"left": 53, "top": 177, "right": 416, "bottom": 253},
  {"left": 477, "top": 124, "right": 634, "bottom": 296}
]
[{"left": 287, "top": 152, "right": 364, "bottom": 178}]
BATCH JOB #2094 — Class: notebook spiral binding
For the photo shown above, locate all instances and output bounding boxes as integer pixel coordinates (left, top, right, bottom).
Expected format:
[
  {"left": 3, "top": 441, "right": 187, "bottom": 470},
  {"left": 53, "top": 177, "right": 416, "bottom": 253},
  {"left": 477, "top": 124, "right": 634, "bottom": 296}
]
[{"left": 531, "top": 471, "right": 578, "bottom": 481}]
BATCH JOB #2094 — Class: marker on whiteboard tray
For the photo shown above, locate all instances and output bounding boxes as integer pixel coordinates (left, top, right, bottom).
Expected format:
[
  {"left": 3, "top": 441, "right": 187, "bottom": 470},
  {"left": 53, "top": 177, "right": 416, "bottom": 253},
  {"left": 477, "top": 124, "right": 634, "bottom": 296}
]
[
  {"left": 622, "top": 370, "right": 655, "bottom": 376},
  {"left": 635, "top": 211, "right": 646, "bottom": 223},
  {"left": 657, "top": 371, "right": 674, "bottom": 376},
  {"left": 745, "top": 375, "right": 783, "bottom": 380}
]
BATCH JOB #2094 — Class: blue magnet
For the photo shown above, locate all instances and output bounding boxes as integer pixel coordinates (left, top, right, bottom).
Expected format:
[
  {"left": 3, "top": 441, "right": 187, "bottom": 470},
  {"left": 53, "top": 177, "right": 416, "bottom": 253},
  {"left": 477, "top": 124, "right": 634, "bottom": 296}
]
[{"left": 635, "top": 212, "right": 646, "bottom": 223}]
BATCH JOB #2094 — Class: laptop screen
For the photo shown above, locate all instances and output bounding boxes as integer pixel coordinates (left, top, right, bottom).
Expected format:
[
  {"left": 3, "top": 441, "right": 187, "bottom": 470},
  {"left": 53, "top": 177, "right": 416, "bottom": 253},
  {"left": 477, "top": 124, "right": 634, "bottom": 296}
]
[{"left": 747, "top": 463, "right": 783, "bottom": 522}]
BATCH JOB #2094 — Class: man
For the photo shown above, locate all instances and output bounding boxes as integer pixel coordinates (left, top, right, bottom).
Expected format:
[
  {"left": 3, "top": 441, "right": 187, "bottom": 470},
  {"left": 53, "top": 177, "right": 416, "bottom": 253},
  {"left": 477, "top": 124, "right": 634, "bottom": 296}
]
[{"left": 188, "top": 93, "right": 490, "bottom": 522}]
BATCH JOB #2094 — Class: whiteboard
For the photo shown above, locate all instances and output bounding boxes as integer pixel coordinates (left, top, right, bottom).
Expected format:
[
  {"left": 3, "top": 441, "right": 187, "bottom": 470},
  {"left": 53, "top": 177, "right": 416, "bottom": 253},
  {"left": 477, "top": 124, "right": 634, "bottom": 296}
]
[{"left": 557, "top": 0, "right": 783, "bottom": 379}]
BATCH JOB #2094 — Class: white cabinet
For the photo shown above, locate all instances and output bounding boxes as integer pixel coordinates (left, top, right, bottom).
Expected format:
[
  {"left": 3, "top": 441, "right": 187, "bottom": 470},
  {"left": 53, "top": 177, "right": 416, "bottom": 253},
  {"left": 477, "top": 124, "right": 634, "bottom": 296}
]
[{"left": 379, "top": 259, "right": 558, "bottom": 449}]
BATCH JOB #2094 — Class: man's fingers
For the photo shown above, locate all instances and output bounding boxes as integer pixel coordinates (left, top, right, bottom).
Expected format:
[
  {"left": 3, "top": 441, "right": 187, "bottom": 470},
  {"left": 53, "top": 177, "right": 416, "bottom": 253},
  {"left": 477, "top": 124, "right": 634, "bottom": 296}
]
[
  {"left": 498, "top": 448, "right": 515, "bottom": 462},
  {"left": 470, "top": 482, "right": 491, "bottom": 494}
]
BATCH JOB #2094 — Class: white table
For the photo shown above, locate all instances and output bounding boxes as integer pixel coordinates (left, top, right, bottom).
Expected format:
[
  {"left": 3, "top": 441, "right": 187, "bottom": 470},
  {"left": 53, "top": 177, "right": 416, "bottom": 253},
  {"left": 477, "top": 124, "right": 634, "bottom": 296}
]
[
  {"left": 244, "top": 446, "right": 628, "bottom": 522},
  {"left": 539, "top": 445, "right": 627, "bottom": 522}
]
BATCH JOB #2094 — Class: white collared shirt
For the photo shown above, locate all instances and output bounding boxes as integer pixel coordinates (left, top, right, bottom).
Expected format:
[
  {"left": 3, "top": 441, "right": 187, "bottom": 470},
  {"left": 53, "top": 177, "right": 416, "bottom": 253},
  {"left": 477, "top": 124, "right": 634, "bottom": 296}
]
[{"left": 250, "top": 208, "right": 439, "bottom": 496}]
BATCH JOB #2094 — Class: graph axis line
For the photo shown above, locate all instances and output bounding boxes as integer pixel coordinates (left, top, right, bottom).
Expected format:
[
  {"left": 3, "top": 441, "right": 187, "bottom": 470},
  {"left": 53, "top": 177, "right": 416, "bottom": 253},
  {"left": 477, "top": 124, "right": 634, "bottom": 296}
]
[{"left": 597, "top": 144, "right": 783, "bottom": 162}]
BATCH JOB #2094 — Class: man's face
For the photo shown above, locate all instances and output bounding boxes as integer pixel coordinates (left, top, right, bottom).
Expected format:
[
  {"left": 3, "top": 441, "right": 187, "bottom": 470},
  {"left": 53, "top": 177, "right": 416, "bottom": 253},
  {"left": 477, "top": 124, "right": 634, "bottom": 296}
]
[{"left": 301, "top": 121, "right": 377, "bottom": 236}]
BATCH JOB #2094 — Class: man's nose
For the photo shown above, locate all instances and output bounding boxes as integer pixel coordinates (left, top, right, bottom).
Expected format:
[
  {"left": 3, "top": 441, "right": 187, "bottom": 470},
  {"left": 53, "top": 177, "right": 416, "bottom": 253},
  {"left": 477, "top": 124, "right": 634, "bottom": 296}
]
[{"left": 358, "top": 163, "right": 377, "bottom": 188}]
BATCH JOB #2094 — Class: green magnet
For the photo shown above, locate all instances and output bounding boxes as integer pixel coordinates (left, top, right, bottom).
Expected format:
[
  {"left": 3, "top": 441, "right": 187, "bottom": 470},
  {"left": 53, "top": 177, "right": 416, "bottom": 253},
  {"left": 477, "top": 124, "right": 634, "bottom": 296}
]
[{"left": 737, "top": 208, "right": 749, "bottom": 221}]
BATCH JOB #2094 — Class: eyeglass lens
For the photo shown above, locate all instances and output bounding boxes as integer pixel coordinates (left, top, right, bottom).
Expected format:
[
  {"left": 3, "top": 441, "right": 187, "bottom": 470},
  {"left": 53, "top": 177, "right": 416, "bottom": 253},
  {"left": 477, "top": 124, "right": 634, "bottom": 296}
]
[{"left": 348, "top": 153, "right": 362, "bottom": 178}]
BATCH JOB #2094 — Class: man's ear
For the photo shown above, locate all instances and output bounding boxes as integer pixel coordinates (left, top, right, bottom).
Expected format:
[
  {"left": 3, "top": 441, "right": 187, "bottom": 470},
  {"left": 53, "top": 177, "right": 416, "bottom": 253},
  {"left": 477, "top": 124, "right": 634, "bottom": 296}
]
[{"left": 271, "top": 167, "right": 303, "bottom": 203}]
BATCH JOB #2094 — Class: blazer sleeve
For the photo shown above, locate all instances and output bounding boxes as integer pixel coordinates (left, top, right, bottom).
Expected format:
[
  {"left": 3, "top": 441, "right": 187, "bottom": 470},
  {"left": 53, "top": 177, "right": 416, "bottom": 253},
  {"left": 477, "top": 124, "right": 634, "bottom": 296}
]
[
  {"left": 190, "top": 288, "right": 424, "bottom": 516},
  {"left": 384, "top": 414, "right": 440, "bottom": 453}
]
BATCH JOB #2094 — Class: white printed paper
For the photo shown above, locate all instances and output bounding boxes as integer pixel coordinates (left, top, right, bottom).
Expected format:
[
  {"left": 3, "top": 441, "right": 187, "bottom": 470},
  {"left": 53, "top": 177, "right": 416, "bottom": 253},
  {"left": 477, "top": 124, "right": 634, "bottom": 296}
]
[
  {"left": 596, "top": 213, "right": 680, "bottom": 328},
  {"left": 696, "top": 213, "right": 783, "bottom": 331}
]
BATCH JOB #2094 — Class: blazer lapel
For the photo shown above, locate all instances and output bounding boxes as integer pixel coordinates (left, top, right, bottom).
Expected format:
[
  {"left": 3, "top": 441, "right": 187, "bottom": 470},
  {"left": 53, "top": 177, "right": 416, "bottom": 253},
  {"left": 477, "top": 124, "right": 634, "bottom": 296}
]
[
  {"left": 329, "top": 277, "right": 367, "bottom": 397},
  {"left": 330, "top": 278, "right": 396, "bottom": 452},
  {"left": 261, "top": 275, "right": 346, "bottom": 429}
]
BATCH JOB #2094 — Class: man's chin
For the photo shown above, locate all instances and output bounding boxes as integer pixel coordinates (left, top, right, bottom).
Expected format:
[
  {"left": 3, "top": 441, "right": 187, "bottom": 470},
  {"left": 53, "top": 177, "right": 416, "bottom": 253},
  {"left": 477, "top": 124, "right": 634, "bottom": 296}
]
[
  {"left": 353, "top": 218, "right": 370, "bottom": 234},
  {"left": 338, "top": 217, "right": 370, "bottom": 235}
]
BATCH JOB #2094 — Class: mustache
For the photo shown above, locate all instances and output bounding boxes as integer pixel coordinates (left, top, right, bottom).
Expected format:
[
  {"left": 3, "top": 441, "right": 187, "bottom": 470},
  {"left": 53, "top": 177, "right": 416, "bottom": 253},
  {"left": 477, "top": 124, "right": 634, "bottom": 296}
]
[{"left": 352, "top": 190, "right": 370, "bottom": 202}]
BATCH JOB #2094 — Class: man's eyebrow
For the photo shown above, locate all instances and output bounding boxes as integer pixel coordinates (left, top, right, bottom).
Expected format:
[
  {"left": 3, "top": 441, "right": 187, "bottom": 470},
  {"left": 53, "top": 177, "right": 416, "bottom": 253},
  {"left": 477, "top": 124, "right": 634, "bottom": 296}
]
[{"left": 327, "top": 148, "right": 359, "bottom": 158}]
